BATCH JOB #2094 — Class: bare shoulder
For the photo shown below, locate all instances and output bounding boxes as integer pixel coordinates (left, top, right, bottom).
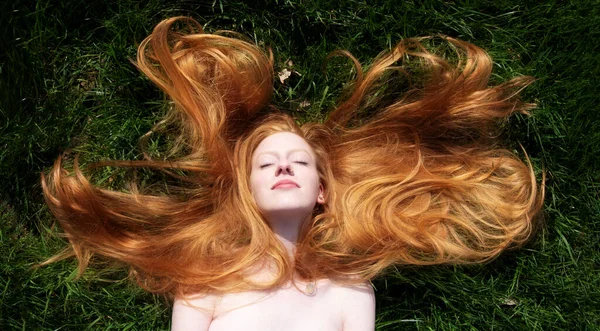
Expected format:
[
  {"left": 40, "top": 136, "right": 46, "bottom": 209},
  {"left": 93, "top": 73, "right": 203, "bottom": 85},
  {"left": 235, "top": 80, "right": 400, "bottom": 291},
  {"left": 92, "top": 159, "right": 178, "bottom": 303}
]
[
  {"left": 334, "top": 281, "right": 376, "bottom": 331},
  {"left": 171, "top": 293, "right": 221, "bottom": 331},
  {"left": 328, "top": 280, "right": 375, "bottom": 299}
]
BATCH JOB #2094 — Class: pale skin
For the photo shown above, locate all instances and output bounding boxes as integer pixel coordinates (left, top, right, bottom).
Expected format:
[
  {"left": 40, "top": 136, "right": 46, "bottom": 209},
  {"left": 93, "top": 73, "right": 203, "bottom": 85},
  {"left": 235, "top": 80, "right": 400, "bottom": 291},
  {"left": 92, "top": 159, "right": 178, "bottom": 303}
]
[{"left": 171, "top": 132, "right": 376, "bottom": 331}]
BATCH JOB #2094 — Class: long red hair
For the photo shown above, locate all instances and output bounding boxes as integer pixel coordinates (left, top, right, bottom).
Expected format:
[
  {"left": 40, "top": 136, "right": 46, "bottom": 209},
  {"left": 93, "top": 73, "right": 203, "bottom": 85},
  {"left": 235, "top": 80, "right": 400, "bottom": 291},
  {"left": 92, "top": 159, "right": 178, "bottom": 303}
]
[{"left": 42, "top": 17, "right": 544, "bottom": 298}]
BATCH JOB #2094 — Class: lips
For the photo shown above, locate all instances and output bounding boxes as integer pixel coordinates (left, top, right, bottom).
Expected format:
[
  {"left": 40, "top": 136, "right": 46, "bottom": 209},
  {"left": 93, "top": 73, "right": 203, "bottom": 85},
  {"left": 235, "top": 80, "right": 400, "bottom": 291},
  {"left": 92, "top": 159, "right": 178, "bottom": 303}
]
[{"left": 271, "top": 179, "right": 300, "bottom": 190}]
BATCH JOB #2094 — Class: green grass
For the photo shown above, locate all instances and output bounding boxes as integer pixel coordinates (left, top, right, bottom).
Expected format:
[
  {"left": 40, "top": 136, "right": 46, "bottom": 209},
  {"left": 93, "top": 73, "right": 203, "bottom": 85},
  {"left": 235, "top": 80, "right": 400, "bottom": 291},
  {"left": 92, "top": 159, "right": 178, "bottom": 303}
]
[{"left": 1, "top": 0, "right": 599, "bottom": 329}]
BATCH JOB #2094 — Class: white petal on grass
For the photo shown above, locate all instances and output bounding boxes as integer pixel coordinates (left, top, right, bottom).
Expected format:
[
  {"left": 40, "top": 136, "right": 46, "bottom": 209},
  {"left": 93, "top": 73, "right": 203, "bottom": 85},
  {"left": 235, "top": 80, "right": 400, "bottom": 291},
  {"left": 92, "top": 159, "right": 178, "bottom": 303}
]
[{"left": 278, "top": 68, "right": 292, "bottom": 83}]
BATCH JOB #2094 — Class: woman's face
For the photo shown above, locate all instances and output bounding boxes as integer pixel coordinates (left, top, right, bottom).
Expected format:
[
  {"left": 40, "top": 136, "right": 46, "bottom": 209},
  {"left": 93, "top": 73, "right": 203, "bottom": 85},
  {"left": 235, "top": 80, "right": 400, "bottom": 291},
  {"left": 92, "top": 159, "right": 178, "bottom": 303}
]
[{"left": 250, "top": 132, "right": 324, "bottom": 221}]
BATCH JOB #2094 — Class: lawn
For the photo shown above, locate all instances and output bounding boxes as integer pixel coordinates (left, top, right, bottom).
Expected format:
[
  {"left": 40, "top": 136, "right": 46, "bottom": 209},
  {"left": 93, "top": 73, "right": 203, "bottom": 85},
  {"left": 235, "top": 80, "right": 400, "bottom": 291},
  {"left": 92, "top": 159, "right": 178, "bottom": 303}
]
[{"left": 1, "top": 0, "right": 599, "bottom": 329}]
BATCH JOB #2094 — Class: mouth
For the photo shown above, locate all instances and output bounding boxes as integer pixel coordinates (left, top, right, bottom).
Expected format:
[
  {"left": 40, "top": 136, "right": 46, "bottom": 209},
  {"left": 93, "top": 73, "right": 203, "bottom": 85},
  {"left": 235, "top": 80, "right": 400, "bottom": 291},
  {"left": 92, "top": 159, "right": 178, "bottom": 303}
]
[{"left": 271, "top": 179, "right": 300, "bottom": 190}]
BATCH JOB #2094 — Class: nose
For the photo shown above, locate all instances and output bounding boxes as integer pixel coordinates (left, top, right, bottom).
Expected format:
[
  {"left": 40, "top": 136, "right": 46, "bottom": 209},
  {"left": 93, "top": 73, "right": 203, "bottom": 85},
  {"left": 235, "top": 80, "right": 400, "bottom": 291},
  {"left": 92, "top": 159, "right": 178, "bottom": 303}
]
[{"left": 276, "top": 161, "right": 294, "bottom": 176}]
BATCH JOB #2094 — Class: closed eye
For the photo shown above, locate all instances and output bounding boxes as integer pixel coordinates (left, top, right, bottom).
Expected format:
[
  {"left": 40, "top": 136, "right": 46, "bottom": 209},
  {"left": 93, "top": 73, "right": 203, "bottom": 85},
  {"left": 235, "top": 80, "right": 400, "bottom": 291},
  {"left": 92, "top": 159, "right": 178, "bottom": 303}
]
[
  {"left": 260, "top": 163, "right": 273, "bottom": 169},
  {"left": 294, "top": 161, "right": 309, "bottom": 166}
]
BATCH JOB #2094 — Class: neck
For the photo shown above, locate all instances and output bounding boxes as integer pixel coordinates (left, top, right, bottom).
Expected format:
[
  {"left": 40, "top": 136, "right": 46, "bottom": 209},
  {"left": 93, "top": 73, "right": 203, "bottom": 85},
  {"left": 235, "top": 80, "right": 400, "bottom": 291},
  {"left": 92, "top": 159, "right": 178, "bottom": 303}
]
[
  {"left": 266, "top": 212, "right": 309, "bottom": 256},
  {"left": 271, "top": 222, "right": 300, "bottom": 244}
]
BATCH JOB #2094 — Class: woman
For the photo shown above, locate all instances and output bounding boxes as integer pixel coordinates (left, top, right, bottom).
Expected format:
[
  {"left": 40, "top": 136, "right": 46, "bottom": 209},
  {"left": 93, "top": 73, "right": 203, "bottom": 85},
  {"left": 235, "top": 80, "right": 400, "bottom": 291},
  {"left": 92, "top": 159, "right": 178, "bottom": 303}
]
[
  {"left": 172, "top": 126, "right": 376, "bottom": 330},
  {"left": 42, "top": 17, "right": 543, "bottom": 330}
]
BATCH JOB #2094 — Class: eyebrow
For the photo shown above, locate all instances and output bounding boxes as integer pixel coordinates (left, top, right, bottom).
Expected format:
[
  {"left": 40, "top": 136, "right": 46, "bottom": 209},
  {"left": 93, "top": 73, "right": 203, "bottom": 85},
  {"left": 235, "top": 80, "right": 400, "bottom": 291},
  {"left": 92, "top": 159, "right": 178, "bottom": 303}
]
[{"left": 255, "top": 149, "right": 314, "bottom": 161}]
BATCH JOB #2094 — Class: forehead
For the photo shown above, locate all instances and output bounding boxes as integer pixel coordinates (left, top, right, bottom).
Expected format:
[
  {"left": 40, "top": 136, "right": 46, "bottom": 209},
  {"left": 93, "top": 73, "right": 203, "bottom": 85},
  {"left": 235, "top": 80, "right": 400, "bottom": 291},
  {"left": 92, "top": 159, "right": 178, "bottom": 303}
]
[{"left": 253, "top": 132, "right": 314, "bottom": 156}]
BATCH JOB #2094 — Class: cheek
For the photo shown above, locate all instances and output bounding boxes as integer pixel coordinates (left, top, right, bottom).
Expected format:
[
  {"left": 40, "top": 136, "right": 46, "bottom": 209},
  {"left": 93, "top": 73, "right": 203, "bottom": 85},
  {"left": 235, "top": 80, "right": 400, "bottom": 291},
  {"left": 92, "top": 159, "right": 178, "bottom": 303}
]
[
  {"left": 249, "top": 172, "right": 259, "bottom": 195},
  {"left": 249, "top": 170, "right": 268, "bottom": 202},
  {"left": 308, "top": 171, "right": 321, "bottom": 193}
]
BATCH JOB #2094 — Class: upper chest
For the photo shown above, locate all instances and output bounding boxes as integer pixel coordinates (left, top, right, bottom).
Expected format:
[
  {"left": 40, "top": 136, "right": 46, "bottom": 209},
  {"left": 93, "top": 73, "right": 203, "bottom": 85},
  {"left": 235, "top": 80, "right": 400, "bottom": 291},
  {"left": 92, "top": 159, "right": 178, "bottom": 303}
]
[{"left": 207, "top": 280, "right": 346, "bottom": 331}]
